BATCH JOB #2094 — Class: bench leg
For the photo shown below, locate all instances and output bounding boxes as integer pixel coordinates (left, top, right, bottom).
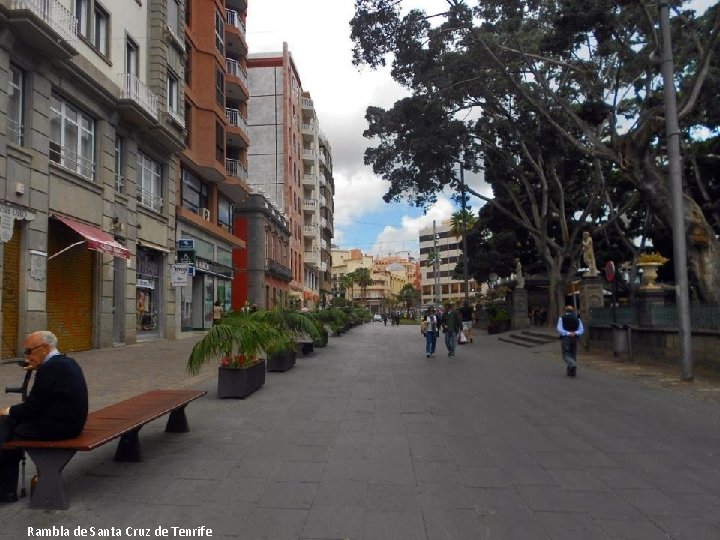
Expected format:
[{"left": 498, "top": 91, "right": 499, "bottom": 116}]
[
  {"left": 25, "top": 448, "right": 76, "bottom": 510},
  {"left": 115, "top": 429, "right": 141, "bottom": 462},
  {"left": 166, "top": 405, "right": 189, "bottom": 433}
]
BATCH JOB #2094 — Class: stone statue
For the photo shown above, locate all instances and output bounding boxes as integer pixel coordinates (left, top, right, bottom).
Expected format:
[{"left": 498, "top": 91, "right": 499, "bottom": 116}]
[
  {"left": 582, "top": 231, "right": 599, "bottom": 277},
  {"left": 514, "top": 258, "right": 525, "bottom": 288}
]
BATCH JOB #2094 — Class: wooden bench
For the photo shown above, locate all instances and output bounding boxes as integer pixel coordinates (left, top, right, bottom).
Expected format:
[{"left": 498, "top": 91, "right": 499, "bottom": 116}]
[{"left": 2, "top": 389, "right": 206, "bottom": 510}]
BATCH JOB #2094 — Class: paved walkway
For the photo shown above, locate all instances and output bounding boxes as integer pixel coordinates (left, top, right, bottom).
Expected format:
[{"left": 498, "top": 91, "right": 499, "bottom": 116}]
[{"left": 1, "top": 324, "right": 719, "bottom": 539}]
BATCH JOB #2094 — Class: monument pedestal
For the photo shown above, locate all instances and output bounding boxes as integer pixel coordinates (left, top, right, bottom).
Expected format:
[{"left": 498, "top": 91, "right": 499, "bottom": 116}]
[
  {"left": 636, "top": 288, "right": 667, "bottom": 327},
  {"left": 512, "top": 288, "right": 529, "bottom": 330},
  {"left": 579, "top": 277, "right": 604, "bottom": 322}
]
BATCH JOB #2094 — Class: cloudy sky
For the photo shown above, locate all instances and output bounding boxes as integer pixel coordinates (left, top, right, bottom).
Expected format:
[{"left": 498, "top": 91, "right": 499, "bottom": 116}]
[{"left": 246, "top": 0, "right": 714, "bottom": 258}]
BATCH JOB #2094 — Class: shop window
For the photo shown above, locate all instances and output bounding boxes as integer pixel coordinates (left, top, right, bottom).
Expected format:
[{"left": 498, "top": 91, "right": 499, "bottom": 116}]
[
  {"left": 49, "top": 94, "right": 95, "bottom": 180},
  {"left": 137, "top": 152, "right": 163, "bottom": 212},
  {"left": 8, "top": 65, "right": 23, "bottom": 146}
]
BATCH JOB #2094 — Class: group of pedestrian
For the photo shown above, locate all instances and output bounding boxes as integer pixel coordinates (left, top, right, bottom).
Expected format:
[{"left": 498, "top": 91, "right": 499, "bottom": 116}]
[{"left": 420, "top": 301, "right": 472, "bottom": 358}]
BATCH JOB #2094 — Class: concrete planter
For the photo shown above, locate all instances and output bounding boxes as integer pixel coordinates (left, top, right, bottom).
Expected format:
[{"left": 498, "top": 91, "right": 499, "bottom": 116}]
[
  {"left": 217, "top": 361, "right": 266, "bottom": 398},
  {"left": 266, "top": 350, "right": 296, "bottom": 372}
]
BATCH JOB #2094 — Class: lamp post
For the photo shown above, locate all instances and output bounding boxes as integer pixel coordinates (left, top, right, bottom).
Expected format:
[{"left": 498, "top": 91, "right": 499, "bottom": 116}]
[
  {"left": 433, "top": 220, "right": 440, "bottom": 306},
  {"left": 458, "top": 164, "right": 470, "bottom": 303}
]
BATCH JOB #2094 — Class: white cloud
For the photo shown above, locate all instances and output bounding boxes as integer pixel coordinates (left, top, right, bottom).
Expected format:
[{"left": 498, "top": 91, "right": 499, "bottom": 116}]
[{"left": 332, "top": 169, "right": 388, "bottom": 246}]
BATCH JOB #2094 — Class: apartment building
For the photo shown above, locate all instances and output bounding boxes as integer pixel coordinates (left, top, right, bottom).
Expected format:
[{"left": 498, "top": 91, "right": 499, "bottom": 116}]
[
  {"left": 419, "top": 220, "right": 479, "bottom": 306},
  {"left": 0, "top": 0, "right": 185, "bottom": 355},
  {"left": 247, "top": 44, "right": 334, "bottom": 309},
  {"left": 178, "top": 0, "right": 247, "bottom": 331}
]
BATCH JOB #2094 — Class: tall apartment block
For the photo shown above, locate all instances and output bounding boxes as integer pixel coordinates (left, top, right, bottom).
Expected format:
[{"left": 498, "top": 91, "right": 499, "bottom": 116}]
[
  {"left": 0, "top": 0, "right": 185, "bottom": 355},
  {"left": 179, "top": 0, "right": 248, "bottom": 331},
  {"left": 419, "top": 220, "right": 479, "bottom": 307},
  {"left": 247, "top": 43, "right": 334, "bottom": 308}
]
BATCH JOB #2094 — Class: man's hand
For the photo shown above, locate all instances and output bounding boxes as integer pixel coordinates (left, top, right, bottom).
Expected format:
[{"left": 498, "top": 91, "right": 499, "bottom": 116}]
[{"left": 0, "top": 405, "right": 10, "bottom": 416}]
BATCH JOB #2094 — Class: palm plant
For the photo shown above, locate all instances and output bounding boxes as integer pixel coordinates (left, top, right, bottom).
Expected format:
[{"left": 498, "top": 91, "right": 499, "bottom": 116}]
[
  {"left": 450, "top": 209, "right": 477, "bottom": 239},
  {"left": 186, "top": 311, "right": 291, "bottom": 375},
  {"left": 250, "top": 306, "right": 320, "bottom": 352},
  {"left": 315, "top": 306, "right": 350, "bottom": 335},
  {"left": 353, "top": 267, "right": 373, "bottom": 303}
]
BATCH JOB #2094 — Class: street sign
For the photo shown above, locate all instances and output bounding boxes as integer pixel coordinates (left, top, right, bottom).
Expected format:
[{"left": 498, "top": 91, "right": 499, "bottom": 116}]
[
  {"left": 171, "top": 263, "right": 190, "bottom": 286},
  {"left": 177, "top": 239, "right": 194, "bottom": 251},
  {"left": 177, "top": 251, "right": 196, "bottom": 264},
  {"left": 605, "top": 261, "right": 615, "bottom": 282}
]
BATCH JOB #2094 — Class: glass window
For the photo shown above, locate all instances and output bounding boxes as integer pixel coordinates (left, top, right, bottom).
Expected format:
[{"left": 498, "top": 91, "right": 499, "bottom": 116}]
[
  {"left": 215, "top": 121, "right": 224, "bottom": 162},
  {"left": 167, "top": 71, "right": 179, "bottom": 113},
  {"left": 181, "top": 168, "right": 207, "bottom": 212},
  {"left": 214, "top": 9, "right": 224, "bottom": 53},
  {"left": 184, "top": 43, "right": 191, "bottom": 84},
  {"left": 126, "top": 38, "right": 138, "bottom": 76},
  {"left": 137, "top": 152, "right": 163, "bottom": 212},
  {"left": 8, "top": 65, "right": 23, "bottom": 146},
  {"left": 215, "top": 68, "right": 224, "bottom": 107},
  {"left": 185, "top": 102, "right": 191, "bottom": 147},
  {"left": 218, "top": 197, "right": 233, "bottom": 231},
  {"left": 167, "top": 0, "right": 179, "bottom": 36},
  {"left": 75, "top": 0, "right": 89, "bottom": 38},
  {"left": 49, "top": 94, "right": 95, "bottom": 180},
  {"left": 94, "top": 4, "right": 109, "bottom": 56},
  {"left": 115, "top": 136, "right": 124, "bottom": 193}
]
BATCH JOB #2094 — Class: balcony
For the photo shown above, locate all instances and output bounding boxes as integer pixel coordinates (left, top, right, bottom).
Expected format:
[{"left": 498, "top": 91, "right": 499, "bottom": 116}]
[
  {"left": 226, "top": 58, "right": 249, "bottom": 100},
  {"left": 318, "top": 174, "right": 327, "bottom": 188},
  {"left": 118, "top": 73, "right": 159, "bottom": 123},
  {"left": 301, "top": 149, "right": 316, "bottom": 162},
  {"left": 225, "top": 9, "right": 247, "bottom": 53},
  {"left": 7, "top": 0, "right": 77, "bottom": 59},
  {"left": 226, "top": 158, "right": 248, "bottom": 180},
  {"left": 319, "top": 195, "right": 327, "bottom": 207},
  {"left": 303, "top": 251, "right": 319, "bottom": 265},
  {"left": 303, "top": 199, "right": 316, "bottom": 212},
  {"left": 303, "top": 224, "right": 317, "bottom": 237},
  {"left": 320, "top": 217, "right": 327, "bottom": 229},
  {"left": 225, "top": 107, "right": 249, "bottom": 148},
  {"left": 302, "top": 173, "right": 316, "bottom": 186},
  {"left": 301, "top": 123, "right": 316, "bottom": 136},
  {"left": 165, "top": 106, "right": 184, "bottom": 128},
  {"left": 225, "top": 108, "right": 247, "bottom": 131},
  {"left": 265, "top": 258, "right": 293, "bottom": 282},
  {"left": 301, "top": 97, "right": 313, "bottom": 110}
]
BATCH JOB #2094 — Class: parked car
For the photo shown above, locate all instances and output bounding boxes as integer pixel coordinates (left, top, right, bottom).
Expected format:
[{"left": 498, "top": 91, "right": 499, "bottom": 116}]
[{"left": 373, "top": 313, "right": 383, "bottom": 322}]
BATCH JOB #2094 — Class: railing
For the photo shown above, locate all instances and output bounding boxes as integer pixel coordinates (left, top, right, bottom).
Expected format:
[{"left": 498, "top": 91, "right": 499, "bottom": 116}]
[
  {"left": 226, "top": 58, "right": 248, "bottom": 87},
  {"left": 226, "top": 158, "right": 248, "bottom": 180},
  {"left": 115, "top": 173, "right": 125, "bottom": 194},
  {"left": 11, "top": 0, "right": 78, "bottom": 44},
  {"left": 589, "top": 304, "right": 720, "bottom": 330},
  {"left": 319, "top": 195, "right": 326, "bottom": 207},
  {"left": 302, "top": 174, "right": 316, "bottom": 185},
  {"left": 7, "top": 118, "right": 23, "bottom": 146},
  {"left": 226, "top": 9, "right": 246, "bottom": 35},
  {"left": 320, "top": 217, "right": 327, "bottom": 228},
  {"left": 303, "top": 224, "right": 316, "bottom": 236},
  {"left": 303, "top": 251, "right": 319, "bottom": 264},
  {"left": 301, "top": 123, "right": 316, "bottom": 134},
  {"left": 265, "top": 258, "right": 293, "bottom": 281},
  {"left": 303, "top": 199, "right": 317, "bottom": 209},
  {"left": 318, "top": 174, "right": 327, "bottom": 188},
  {"left": 119, "top": 73, "right": 159, "bottom": 120},
  {"left": 137, "top": 186, "right": 163, "bottom": 212},
  {"left": 49, "top": 142, "right": 95, "bottom": 180},
  {"left": 225, "top": 108, "right": 247, "bottom": 131},
  {"left": 301, "top": 97, "right": 313, "bottom": 109},
  {"left": 302, "top": 149, "right": 315, "bottom": 160}
]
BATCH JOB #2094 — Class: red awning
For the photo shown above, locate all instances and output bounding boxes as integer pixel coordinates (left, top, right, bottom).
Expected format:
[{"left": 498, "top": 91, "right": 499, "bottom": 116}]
[{"left": 54, "top": 215, "right": 131, "bottom": 259}]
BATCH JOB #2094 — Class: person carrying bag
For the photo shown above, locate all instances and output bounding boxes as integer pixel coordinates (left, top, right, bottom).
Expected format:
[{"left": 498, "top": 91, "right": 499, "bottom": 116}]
[{"left": 422, "top": 307, "right": 439, "bottom": 358}]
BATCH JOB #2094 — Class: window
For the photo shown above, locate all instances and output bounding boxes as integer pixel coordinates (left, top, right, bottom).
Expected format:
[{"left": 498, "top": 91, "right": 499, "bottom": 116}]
[
  {"left": 184, "top": 42, "right": 191, "bottom": 84},
  {"left": 215, "top": 121, "right": 224, "bottom": 162},
  {"left": 115, "top": 136, "right": 124, "bottom": 193},
  {"left": 167, "top": 0, "right": 180, "bottom": 37},
  {"left": 137, "top": 152, "right": 162, "bottom": 212},
  {"left": 49, "top": 94, "right": 95, "bottom": 180},
  {"left": 8, "top": 65, "right": 23, "bottom": 146},
  {"left": 167, "top": 71, "right": 179, "bottom": 113},
  {"left": 215, "top": 9, "right": 224, "bottom": 53},
  {"left": 126, "top": 38, "right": 138, "bottom": 77},
  {"left": 93, "top": 4, "right": 109, "bottom": 56},
  {"left": 185, "top": 0, "right": 191, "bottom": 25},
  {"left": 218, "top": 197, "right": 233, "bottom": 232},
  {"left": 184, "top": 102, "right": 191, "bottom": 147},
  {"left": 215, "top": 68, "right": 224, "bottom": 107},
  {"left": 75, "top": 0, "right": 89, "bottom": 39},
  {"left": 181, "top": 168, "right": 207, "bottom": 212}
]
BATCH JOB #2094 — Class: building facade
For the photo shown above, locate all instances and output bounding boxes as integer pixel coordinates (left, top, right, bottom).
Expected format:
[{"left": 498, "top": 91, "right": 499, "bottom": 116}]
[
  {"left": 0, "top": 0, "right": 185, "bottom": 355},
  {"left": 419, "top": 220, "right": 479, "bottom": 307},
  {"left": 178, "top": 0, "right": 247, "bottom": 331}
]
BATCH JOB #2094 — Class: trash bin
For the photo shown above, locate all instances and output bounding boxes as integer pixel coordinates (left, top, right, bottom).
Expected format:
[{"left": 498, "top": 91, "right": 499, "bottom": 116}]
[{"left": 611, "top": 323, "right": 629, "bottom": 354}]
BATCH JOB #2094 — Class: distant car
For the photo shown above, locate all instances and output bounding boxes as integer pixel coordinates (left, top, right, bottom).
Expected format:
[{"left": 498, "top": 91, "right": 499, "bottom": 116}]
[{"left": 373, "top": 313, "right": 383, "bottom": 322}]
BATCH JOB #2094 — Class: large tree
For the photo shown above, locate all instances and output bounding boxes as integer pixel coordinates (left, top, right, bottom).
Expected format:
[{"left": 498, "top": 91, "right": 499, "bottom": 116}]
[{"left": 351, "top": 0, "right": 720, "bottom": 305}]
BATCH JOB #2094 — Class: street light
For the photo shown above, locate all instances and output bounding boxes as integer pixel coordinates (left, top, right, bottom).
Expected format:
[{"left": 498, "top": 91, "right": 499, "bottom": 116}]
[{"left": 458, "top": 163, "right": 470, "bottom": 303}]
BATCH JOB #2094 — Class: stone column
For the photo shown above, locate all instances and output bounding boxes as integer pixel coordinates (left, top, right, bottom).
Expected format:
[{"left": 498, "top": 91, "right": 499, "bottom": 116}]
[
  {"left": 635, "top": 288, "right": 667, "bottom": 327},
  {"left": 512, "top": 288, "right": 529, "bottom": 330}
]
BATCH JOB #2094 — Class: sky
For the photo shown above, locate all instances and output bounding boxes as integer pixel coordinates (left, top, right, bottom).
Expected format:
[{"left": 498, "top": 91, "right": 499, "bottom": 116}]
[{"left": 245, "top": 0, "right": 715, "bottom": 259}]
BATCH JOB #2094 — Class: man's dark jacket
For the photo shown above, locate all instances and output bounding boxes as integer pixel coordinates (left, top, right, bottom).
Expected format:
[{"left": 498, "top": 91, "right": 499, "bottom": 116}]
[{"left": 8, "top": 355, "right": 88, "bottom": 440}]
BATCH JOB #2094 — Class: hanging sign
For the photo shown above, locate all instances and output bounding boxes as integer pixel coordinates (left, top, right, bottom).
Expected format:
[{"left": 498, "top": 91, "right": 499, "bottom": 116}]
[{"left": 171, "top": 263, "right": 190, "bottom": 286}]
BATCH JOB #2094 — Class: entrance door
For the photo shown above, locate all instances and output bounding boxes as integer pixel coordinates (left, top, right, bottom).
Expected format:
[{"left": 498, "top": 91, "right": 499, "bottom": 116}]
[{"left": 1, "top": 221, "right": 20, "bottom": 358}]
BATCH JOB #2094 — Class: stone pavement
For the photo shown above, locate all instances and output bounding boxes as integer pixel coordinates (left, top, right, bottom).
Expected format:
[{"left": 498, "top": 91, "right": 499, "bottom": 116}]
[{"left": 1, "top": 324, "right": 719, "bottom": 539}]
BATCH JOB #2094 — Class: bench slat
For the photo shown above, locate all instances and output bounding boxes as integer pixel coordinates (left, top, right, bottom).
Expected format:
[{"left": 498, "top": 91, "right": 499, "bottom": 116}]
[{"left": 3, "top": 390, "right": 205, "bottom": 451}]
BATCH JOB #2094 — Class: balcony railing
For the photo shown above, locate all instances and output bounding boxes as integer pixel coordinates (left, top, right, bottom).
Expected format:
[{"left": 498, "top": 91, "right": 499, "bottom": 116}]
[
  {"left": 301, "top": 123, "right": 316, "bottom": 134},
  {"left": 320, "top": 217, "right": 327, "bottom": 229},
  {"left": 119, "top": 73, "right": 159, "bottom": 120},
  {"left": 11, "top": 0, "right": 78, "bottom": 44},
  {"left": 301, "top": 97, "right": 313, "bottom": 109},
  {"left": 226, "top": 58, "right": 248, "bottom": 86},
  {"left": 303, "top": 199, "right": 316, "bottom": 211},
  {"left": 265, "top": 258, "right": 293, "bottom": 281},
  {"left": 137, "top": 186, "right": 163, "bottom": 212},
  {"left": 319, "top": 195, "right": 327, "bottom": 207},
  {"left": 7, "top": 118, "right": 23, "bottom": 146},
  {"left": 302, "top": 149, "right": 315, "bottom": 160},
  {"left": 303, "top": 251, "right": 319, "bottom": 264},
  {"left": 302, "top": 173, "right": 316, "bottom": 185},
  {"left": 115, "top": 173, "right": 126, "bottom": 194},
  {"left": 226, "top": 158, "right": 248, "bottom": 180},
  {"left": 49, "top": 141, "right": 95, "bottom": 180},
  {"left": 226, "top": 9, "right": 246, "bottom": 35},
  {"left": 303, "top": 224, "right": 316, "bottom": 236},
  {"left": 225, "top": 108, "right": 247, "bottom": 131}
]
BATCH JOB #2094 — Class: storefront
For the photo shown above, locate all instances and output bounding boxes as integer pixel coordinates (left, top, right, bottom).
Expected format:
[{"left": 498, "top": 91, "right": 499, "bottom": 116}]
[{"left": 136, "top": 246, "right": 165, "bottom": 340}]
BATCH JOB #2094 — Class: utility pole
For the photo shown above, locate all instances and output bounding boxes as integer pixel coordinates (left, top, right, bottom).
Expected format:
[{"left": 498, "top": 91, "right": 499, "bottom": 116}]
[
  {"left": 433, "top": 220, "right": 440, "bottom": 306},
  {"left": 459, "top": 164, "right": 469, "bottom": 303},
  {"left": 659, "top": 0, "right": 693, "bottom": 381}
]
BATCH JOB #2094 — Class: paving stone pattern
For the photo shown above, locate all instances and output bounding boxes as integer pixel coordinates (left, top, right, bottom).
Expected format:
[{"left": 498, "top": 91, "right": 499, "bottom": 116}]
[{"left": 1, "top": 325, "right": 719, "bottom": 539}]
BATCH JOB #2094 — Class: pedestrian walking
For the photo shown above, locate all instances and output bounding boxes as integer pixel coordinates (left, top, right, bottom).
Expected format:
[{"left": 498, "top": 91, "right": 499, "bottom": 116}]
[
  {"left": 421, "top": 307, "right": 440, "bottom": 358},
  {"left": 459, "top": 300, "right": 475, "bottom": 343},
  {"left": 441, "top": 303, "right": 462, "bottom": 357},
  {"left": 556, "top": 305, "right": 584, "bottom": 377}
]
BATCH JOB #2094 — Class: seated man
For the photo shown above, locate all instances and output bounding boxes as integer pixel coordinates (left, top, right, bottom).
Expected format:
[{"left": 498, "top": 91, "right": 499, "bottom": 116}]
[{"left": 0, "top": 331, "right": 88, "bottom": 502}]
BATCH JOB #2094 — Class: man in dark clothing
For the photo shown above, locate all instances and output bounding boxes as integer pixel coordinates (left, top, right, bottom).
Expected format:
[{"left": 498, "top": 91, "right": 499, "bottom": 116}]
[
  {"left": 458, "top": 300, "right": 475, "bottom": 343},
  {"left": 0, "top": 331, "right": 88, "bottom": 502},
  {"left": 556, "top": 306, "right": 584, "bottom": 377},
  {"left": 441, "top": 303, "right": 463, "bottom": 357}
]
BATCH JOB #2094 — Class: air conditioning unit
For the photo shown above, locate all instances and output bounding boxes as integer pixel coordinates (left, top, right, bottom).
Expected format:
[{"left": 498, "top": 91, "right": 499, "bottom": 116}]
[{"left": 198, "top": 208, "right": 211, "bottom": 221}]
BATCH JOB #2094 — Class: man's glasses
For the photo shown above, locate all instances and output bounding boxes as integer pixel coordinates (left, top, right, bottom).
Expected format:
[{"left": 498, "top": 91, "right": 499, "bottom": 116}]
[{"left": 23, "top": 345, "right": 43, "bottom": 356}]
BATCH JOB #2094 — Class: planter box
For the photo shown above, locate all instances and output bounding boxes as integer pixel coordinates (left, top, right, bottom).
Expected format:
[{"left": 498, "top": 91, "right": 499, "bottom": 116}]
[
  {"left": 266, "top": 350, "right": 296, "bottom": 372},
  {"left": 217, "top": 361, "right": 266, "bottom": 398},
  {"left": 487, "top": 320, "right": 511, "bottom": 334},
  {"left": 313, "top": 329, "right": 329, "bottom": 348}
]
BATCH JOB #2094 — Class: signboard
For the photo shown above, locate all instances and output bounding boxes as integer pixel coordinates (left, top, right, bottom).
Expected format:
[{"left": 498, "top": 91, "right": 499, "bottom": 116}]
[
  {"left": 137, "top": 279, "right": 155, "bottom": 289},
  {"left": 0, "top": 202, "right": 35, "bottom": 243},
  {"left": 177, "top": 239, "right": 195, "bottom": 251},
  {"left": 177, "top": 250, "right": 196, "bottom": 264},
  {"left": 171, "top": 263, "right": 190, "bottom": 286}
]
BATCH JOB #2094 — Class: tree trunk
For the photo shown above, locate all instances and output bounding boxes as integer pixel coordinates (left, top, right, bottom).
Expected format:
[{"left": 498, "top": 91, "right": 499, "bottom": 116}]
[{"left": 546, "top": 263, "right": 565, "bottom": 328}]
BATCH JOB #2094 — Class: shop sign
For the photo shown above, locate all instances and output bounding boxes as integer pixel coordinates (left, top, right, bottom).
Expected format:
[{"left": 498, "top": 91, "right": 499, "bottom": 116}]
[
  {"left": 177, "top": 239, "right": 195, "bottom": 251},
  {"left": 0, "top": 202, "right": 35, "bottom": 243},
  {"left": 195, "top": 260, "right": 210, "bottom": 271},
  {"left": 177, "top": 250, "right": 196, "bottom": 264},
  {"left": 171, "top": 263, "right": 190, "bottom": 286},
  {"left": 137, "top": 279, "right": 155, "bottom": 289}
]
